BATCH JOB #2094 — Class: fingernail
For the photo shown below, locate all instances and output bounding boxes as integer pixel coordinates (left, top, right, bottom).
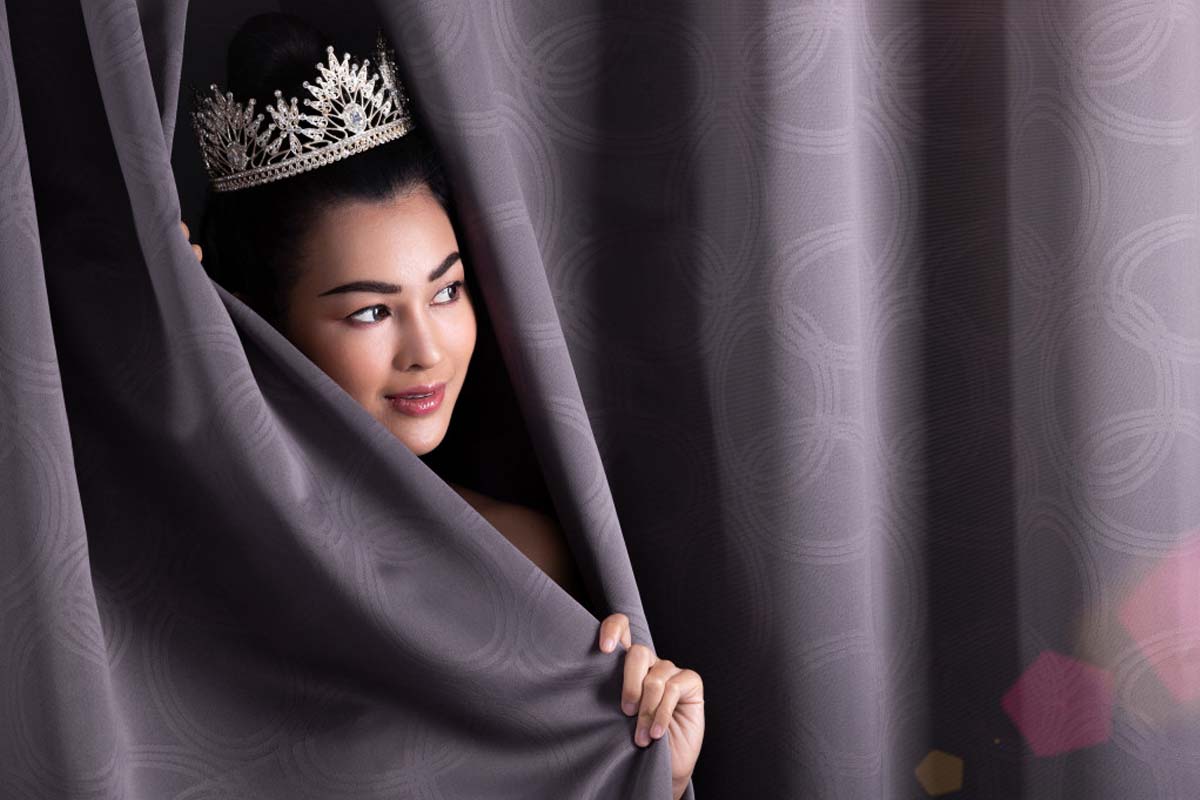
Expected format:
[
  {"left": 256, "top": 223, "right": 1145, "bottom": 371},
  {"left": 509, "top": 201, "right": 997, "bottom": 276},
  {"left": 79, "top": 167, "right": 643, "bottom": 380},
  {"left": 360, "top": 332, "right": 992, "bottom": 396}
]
[
  {"left": 602, "top": 638, "right": 616, "bottom": 652},
  {"left": 622, "top": 701, "right": 636, "bottom": 715},
  {"left": 635, "top": 727, "right": 647, "bottom": 746},
  {"left": 650, "top": 723, "right": 664, "bottom": 739}
]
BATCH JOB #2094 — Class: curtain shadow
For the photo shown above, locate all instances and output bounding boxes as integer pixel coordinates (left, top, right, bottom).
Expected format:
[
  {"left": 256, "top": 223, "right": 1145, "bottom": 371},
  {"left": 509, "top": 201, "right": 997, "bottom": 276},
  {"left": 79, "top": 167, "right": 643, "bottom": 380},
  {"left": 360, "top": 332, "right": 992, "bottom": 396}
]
[
  {"left": 917, "top": 3, "right": 1023, "bottom": 796},
  {"left": 583, "top": 1, "right": 726, "bottom": 795}
]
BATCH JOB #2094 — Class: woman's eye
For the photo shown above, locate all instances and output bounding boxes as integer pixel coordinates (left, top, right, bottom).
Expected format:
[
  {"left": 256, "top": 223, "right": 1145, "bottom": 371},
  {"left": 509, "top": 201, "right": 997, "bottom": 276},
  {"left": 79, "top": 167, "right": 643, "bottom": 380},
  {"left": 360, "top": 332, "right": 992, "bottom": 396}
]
[
  {"left": 346, "top": 283, "right": 463, "bottom": 324},
  {"left": 347, "top": 304, "right": 390, "bottom": 324},
  {"left": 434, "top": 280, "right": 465, "bottom": 305}
]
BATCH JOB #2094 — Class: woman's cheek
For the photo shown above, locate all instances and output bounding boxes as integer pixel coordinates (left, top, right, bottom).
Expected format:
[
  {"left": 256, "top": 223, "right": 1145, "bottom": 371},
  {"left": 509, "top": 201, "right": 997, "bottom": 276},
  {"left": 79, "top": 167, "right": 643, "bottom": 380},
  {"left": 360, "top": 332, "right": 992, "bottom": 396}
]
[{"left": 456, "top": 306, "right": 477, "bottom": 360}]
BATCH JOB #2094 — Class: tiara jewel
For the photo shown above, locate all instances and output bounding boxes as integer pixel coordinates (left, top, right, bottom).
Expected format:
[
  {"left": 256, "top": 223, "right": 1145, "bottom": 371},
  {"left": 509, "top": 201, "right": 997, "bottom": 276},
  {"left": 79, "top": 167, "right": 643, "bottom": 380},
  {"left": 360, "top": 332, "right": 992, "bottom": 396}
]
[{"left": 191, "top": 29, "right": 416, "bottom": 192}]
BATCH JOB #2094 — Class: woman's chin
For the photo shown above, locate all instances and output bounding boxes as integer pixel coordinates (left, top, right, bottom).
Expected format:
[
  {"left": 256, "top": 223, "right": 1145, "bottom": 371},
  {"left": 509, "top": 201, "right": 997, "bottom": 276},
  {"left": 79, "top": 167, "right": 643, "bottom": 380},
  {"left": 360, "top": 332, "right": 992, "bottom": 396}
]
[
  {"left": 390, "top": 418, "right": 448, "bottom": 456},
  {"left": 406, "top": 438, "right": 442, "bottom": 457}
]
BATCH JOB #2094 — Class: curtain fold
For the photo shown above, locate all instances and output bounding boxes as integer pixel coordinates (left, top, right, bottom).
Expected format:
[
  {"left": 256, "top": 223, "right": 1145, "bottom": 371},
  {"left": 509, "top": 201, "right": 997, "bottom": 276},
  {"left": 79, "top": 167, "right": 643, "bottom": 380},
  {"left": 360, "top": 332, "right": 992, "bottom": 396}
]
[
  {"left": 0, "top": 0, "right": 134, "bottom": 796},
  {"left": 8, "top": 0, "right": 1200, "bottom": 797},
  {"left": 353, "top": 1, "right": 1200, "bottom": 798},
  {"left": 4, "top": 0, "right": 687, "bottom": 797}
]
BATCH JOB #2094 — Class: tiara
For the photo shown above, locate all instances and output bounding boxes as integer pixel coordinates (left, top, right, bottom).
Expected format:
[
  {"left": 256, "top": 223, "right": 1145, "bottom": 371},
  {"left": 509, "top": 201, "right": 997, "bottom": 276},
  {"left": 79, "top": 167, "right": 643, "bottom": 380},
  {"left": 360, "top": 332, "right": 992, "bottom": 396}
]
[{"left": 191, "top": 29, "right": 416, "bottom": 192}]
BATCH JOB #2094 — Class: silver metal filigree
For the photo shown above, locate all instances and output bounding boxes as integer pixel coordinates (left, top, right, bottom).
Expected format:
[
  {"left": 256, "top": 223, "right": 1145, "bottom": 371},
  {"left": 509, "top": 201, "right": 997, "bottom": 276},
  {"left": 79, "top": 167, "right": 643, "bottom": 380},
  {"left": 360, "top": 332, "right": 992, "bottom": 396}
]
[{"left": 191, "top": 30, "right": 415, "bottom": 192}]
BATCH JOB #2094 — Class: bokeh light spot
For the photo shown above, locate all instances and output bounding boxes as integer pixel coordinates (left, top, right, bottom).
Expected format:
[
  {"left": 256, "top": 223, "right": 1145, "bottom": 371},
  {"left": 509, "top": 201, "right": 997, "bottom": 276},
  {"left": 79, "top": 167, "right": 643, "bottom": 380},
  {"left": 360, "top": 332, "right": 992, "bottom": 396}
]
[
  {"left": 1000, "top": 650, "right": 1113, "bottom": 756},
  {"left": 1119, "top": 534, "right": 1200, "bottom": 703},
  {"left": 914, "top": 749, "right": 964, "bottom": 796}
]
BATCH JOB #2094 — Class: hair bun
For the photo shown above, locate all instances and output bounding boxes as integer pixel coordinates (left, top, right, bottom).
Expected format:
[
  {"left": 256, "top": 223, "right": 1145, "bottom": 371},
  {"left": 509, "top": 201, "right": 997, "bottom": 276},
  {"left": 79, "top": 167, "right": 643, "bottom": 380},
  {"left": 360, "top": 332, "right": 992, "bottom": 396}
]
[{"left": 226, "top": 12, "right": 331, "bottom": 104}]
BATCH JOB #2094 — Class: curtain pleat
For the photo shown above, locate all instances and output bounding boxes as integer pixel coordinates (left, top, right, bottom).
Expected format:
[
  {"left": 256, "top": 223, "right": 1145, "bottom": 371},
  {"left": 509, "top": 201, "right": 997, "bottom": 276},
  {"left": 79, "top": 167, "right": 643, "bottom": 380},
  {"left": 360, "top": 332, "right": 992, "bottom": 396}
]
[
  {"left": 8, "top": 0, "right": 1200, "bottom": 796},
  {"left": 3, "top": 0, "right": 683, "bottom": 797}
]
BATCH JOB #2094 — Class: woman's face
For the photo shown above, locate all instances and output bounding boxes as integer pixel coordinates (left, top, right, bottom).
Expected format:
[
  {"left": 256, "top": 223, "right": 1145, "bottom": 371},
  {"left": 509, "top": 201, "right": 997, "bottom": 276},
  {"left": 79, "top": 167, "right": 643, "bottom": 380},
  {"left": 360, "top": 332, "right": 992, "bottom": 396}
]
[{"left": 281, "top": 186, "right": 476, "bottom": 456}]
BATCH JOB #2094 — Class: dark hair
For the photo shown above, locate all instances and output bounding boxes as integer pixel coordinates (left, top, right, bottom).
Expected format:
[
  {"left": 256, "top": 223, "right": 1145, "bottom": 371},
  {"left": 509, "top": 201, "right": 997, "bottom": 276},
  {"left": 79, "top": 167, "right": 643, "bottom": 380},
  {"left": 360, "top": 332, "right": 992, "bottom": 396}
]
[{"left": 196, "top": 12, "right": 461, "bottom": 328}]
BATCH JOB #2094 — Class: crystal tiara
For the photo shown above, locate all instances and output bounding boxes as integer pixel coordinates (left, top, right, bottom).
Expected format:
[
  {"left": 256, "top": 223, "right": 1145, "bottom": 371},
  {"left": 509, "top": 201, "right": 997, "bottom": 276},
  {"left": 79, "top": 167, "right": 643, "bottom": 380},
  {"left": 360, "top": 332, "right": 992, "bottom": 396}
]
[{"left": 190, "top": 29, "right": 416, "bottom": 192}]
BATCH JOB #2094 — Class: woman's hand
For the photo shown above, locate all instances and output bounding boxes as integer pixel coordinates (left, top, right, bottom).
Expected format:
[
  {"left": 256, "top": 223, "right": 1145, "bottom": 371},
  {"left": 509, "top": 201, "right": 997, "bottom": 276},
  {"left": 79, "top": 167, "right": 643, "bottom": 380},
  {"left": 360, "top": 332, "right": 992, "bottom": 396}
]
[
  {"left": 598, "top": 613, "right": 704, "bottom": 800},
  {"left": 180, "top": 219, "right": 203, "bottom": 263}
]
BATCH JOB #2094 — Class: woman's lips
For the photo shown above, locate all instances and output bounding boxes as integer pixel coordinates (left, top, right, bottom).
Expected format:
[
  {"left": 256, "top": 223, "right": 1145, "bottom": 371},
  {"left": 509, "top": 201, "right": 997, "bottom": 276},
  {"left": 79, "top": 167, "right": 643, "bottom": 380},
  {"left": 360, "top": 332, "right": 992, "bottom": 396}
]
[{"left": 386, "top": 382, "right": 446, "bottom": 417}]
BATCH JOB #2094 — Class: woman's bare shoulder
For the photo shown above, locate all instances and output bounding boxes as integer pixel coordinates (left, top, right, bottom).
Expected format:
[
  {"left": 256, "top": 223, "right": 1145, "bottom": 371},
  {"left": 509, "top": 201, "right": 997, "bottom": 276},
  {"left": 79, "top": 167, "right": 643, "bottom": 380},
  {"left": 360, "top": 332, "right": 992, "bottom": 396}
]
[
  {"left": 448, "top": 482, "right": 559, "bottom": 538},
  {"left": 449, "top": 483, "right": 583, "bottom": 596},
  {"left": 448, "top": 482, "right": 501, "bottom": 513}
]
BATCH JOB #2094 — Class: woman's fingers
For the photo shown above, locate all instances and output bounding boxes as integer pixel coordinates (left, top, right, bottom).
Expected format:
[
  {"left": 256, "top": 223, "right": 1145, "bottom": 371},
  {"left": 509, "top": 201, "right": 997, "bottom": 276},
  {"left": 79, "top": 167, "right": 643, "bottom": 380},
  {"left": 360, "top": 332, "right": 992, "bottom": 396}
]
[
  {"left": 633, "top": 658, "right": 677, "bottom": 747},
  {"left": 598, "top": 613, "right": 631, "bottom": 654},
  {"left": 180, "top": 220, "right": 202, "bottom": 262},
  {"left": 649, "top": 668, "right": 702, "bottom": 742},
  {"left": 621, "top": 643, "right": 656, "bottom": 717}
]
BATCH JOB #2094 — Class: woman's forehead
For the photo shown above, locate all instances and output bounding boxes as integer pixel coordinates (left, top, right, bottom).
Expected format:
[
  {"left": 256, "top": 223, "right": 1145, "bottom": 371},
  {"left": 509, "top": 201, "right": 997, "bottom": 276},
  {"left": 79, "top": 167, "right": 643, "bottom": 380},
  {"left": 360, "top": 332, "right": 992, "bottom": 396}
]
[{"left": 302, "top": 191, "right": 458, "bottom": 282}]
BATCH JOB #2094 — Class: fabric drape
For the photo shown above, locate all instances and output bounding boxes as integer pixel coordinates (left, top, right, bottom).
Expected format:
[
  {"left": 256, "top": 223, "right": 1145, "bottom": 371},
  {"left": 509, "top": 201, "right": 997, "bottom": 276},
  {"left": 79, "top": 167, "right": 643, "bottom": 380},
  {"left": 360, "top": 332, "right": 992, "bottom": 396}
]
[
  {"left": 3, "top": 0, "right": 689, "bottom": 797},
  {"left": 368, "top": 3, "right": 1200, "bottom": 796},
  {"left": 7, "top": 0, "right": 1200, "bottom": 798}
]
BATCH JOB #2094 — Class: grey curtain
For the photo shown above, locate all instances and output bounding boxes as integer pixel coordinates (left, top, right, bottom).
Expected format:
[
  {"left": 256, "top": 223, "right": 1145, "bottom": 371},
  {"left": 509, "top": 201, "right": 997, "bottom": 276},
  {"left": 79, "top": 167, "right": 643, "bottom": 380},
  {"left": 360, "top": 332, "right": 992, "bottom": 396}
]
[{"left": 6, "top": 1, "right": 1200, "bottom": 798}]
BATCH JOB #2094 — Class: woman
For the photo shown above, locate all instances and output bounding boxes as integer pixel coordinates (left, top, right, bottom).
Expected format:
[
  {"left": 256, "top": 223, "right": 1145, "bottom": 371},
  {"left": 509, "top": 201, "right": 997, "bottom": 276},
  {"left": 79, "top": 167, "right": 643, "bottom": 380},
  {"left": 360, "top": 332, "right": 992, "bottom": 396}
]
[{"left": 185, "top": 12, "right": 702, "bottom": 798}]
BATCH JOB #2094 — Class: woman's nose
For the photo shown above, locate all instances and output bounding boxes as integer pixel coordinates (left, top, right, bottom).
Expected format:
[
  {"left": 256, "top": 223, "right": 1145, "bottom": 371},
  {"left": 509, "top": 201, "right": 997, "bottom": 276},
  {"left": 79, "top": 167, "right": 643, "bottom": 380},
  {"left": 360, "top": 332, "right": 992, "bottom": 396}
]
[{"left": 393, "top": 307, "right": 443, "bottom": 371}]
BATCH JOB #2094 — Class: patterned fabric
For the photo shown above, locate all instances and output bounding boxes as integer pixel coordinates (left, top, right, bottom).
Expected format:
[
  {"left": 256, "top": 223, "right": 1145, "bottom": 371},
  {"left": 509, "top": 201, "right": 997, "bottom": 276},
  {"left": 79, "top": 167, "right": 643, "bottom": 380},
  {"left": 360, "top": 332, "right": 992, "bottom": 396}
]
[
  {"left": 3, "top": 1, "right": 684, "bottom": 797},
  {"left": 369, "top": 2, "right": 1200, "bottom": 795},
  {"left": 6, "top": 0, "right": 1200, "bottom": 797}
]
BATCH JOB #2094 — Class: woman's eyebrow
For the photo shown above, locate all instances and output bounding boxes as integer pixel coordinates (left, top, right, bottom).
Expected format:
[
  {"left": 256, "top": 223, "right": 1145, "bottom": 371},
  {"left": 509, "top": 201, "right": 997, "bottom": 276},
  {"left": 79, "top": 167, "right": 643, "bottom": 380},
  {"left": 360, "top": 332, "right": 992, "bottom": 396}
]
[
  {"left": 317, "top": 252, "right": 461, "bottom": 297},
  {"left": 427, "top": 251, "right": 461, "bottom": 282}
]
